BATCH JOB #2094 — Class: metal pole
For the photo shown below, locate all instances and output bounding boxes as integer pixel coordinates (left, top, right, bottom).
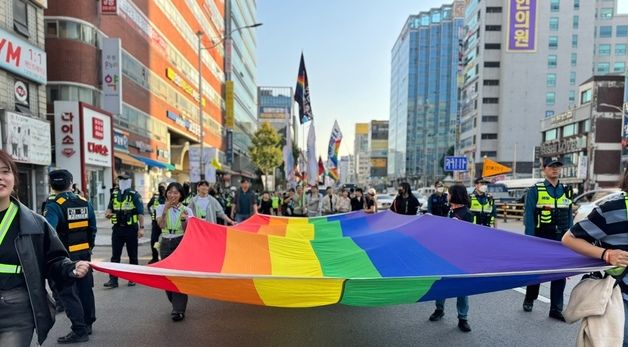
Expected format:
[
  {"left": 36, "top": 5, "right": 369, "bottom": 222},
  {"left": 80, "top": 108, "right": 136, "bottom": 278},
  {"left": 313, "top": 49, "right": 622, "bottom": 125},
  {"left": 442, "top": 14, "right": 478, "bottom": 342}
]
[{"left": 197, "top": 31, "right": 205, "bottom": 180}]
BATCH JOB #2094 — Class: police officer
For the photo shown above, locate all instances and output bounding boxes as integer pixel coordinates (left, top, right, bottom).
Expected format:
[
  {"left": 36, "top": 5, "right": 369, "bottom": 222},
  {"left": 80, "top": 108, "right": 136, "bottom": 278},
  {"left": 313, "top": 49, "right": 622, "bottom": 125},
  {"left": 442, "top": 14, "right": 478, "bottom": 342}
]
[
  {"left": 469, "top": 178, "right": 497, "bottom": 227},
  {"left": 44, "top": 170, "right": 96, "bottom": 343},
  {"left": 147, "top": 184, "right": 166, "bottom": 264},
  {"left": 427, "top": 180, "right": 449, "bottom": 217},
  {"left": 522, "top": 157, "right": 573, "bottom": 321},
  {"left": 104, "top": 174, "right": 144, "bottom": 288}
]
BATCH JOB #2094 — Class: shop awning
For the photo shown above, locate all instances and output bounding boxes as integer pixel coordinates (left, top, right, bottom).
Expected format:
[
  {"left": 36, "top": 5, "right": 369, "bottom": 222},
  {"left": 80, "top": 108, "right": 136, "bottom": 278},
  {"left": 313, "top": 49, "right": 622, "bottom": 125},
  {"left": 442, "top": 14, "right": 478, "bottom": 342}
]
[
  {"left": 114, "top": 151, "right": 145, "bottom": 168},
  {"left": 131, "top": 154, "right": 175, "bottom": 171}
]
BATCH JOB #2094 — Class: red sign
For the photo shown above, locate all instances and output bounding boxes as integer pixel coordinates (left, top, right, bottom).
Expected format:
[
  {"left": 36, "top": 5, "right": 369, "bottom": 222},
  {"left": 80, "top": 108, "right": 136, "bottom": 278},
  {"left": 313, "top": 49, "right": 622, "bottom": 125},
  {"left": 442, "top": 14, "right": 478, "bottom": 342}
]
[
  {"left": 101, "top": 0, "right": 118, "bottom": 14},
  {"left": 87, "top": 142, "right": 109, "bottom": 156},
  {"left": 92, "top": 117, "right": 104, "bottom": 140},
  {"left": 60, "top": 112, "right": 76, "bottom": 158}
]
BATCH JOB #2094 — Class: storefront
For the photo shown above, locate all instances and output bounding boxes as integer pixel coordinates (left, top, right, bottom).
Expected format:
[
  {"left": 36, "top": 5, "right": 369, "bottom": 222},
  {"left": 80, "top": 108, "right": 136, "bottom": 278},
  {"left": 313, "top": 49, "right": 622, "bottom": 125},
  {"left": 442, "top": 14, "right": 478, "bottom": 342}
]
[{"left": 54, "top": 101, "right": 113, "bottom": 212}]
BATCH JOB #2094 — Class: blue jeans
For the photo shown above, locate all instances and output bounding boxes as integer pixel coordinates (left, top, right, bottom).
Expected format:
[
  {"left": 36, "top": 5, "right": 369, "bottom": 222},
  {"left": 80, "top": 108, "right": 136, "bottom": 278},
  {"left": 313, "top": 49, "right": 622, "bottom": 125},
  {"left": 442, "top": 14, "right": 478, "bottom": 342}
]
[
  {"left": 435, "top": 296, "right": 469, "bottom": 320},
  {"left": 624, "top": 300, "right": 628, "bottom": 347},
  {"left": 235, "top": 214, "right": 251, "bottom": 222}
]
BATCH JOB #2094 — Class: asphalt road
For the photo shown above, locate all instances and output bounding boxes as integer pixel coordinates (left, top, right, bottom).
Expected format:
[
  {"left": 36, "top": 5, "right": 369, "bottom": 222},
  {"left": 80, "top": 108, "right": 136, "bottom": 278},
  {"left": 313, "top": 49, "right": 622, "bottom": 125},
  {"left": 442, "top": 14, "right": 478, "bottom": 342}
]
[{"left": 35, "top": 219, "right": 583, "bottom": 346}]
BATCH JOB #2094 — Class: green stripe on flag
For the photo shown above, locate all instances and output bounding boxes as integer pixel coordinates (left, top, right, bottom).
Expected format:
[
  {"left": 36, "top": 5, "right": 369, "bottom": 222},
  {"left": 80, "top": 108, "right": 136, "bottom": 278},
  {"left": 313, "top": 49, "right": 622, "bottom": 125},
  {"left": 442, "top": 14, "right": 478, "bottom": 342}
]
[
  {"left": 340, "top": 277, "right": 440, "bottom": 306},
  {"left": 311, "top": 238, "right": 380, "bottom": 278},
  {"left": 311, "top": 220, "right": 344, "bottom": 239}
]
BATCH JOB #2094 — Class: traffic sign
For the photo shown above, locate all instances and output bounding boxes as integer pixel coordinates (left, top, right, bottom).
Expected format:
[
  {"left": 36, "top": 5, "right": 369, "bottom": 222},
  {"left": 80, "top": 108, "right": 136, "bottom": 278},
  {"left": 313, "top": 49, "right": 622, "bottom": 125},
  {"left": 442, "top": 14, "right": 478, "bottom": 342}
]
[{"left": 444, "top": 156, "right": 468, "bottom": 172}]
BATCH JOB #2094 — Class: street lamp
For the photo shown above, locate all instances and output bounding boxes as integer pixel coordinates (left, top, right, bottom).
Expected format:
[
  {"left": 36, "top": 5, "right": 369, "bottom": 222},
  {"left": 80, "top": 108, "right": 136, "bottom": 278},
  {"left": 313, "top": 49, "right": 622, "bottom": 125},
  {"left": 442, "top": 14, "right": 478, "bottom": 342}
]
[{"left": 196, "top": 22, "right": 262, "bottom": 179}]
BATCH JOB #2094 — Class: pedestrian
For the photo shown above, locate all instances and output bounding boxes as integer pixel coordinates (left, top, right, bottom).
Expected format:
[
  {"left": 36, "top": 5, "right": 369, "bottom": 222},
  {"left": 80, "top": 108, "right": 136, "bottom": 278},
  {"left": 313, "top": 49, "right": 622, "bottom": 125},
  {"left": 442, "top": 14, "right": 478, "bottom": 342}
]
[
  {"left": 364, "top": 188, "right": 377, "bottom": 214},
  {"left": 390, "top": 182, "right": 420, "bottom": 215},
  {"left": 271, "top": 191, "right": 281, "bottom": 216},
  {"left": 0, "top": 150, "right": 90, "bottom": 346},
  {"left": 562, "top": 168, "right": 628, "bottom": 346},
  {"left": 188, "top": 180, "right": 236, "bottom": 224},
  {"left": 306, "top": 186, "right": 322, "bottom": 217},
  {"left": 351, "top": 188, "right": 366, "bottom": 211},
  {"left": 321, "top": 187, "right": 338, "bottom": 215},
  {"left": 281, "top": 190, "right": 293, "bottom": 216},
  {"left": 147, "top": 184, "right": 166, "bottom": 264},
  {"left": 103, "top": 174, "right": 145, "bottom": 288},
  {"left": 429, "top": 183, "right": 473, "bottom": 332},
  {"left": 522, "top": 157, "right": 573, "bottom": 321},
  {"left": 427, "top": 180, "right": 449, "bottom": 217},
  {"left": 469, "top": 178, "right": 497, "bottom": 227},
  {"left": 156, "top": 182, "right": 194, "bottom": 321},
  {"left": 257, "top": 192, "right": 273, "bottom": 215},
  {"left": 292, "top": 185, "right": 307, "bottom": 217},
  {"left": 230, "top": 178, "right": 258, "bottom": 222},
  {"left": 44, "top": 169, "right": 97, "bottom": 343},
  {"left": 182, "top": 182, "right": 193, "bottom": 206},
  {"left": 336, "top": 189, "right": 352, "bottom": 213}
]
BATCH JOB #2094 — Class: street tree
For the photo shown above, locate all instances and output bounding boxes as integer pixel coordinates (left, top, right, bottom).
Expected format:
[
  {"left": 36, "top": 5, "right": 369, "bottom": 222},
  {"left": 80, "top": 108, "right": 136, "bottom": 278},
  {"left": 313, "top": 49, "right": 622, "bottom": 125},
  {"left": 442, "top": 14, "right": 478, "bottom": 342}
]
[{"left": 249, "top": 122, "right": 283, "bottom": 189}]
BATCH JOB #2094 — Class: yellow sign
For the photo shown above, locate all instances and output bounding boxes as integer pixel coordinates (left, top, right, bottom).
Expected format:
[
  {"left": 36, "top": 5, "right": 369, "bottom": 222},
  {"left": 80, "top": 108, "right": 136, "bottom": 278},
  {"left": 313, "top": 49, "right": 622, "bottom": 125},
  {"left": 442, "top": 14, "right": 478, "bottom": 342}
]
[
  {"left": 225, "top": 81, "right": 234, "bottom": 128},
  {"left": 370, "top": 158, "right": 387, "bottom": 168},
  {"left": 355, "top": 123, "right": 368, "bottom": 134},
  {"left": 166, "top": 67, "right": 206, "bottom": 107},
  {"left": 482, "top": 158, "right": 512, "bottom": 177}
]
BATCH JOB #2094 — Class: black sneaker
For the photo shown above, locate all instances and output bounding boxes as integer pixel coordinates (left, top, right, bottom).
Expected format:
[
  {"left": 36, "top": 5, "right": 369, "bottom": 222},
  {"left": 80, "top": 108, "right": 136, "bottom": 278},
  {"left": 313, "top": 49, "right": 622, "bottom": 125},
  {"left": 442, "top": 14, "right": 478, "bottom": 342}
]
[
  {"left": 429, "top": 309, "right": 445, "bottom": 321},
  {"left": 128, "top": 281, "right": 136, "bottom": 287},
  {"left": 57, "top": 331, "right": 89, "bottom": 344},
  {"left": 55, "top": 305, "right": 65, "bottom": 314},
  {"left": 86, "top": 325, "right": 92, "bottom": 335},
  {"left": 549, "top": 310, "right": 566, "bottom": 322},
  {"left": 171, "top": 312, "right": 185, "bottom": 322},
  {"left": 103, "top": 280, "right": 118, "bottom": 288},
  {"left": 522, "top": 300, "right": 533, "bottom": 312},
  {"left": 458, "top": 319, "right": 471, "bottom": 332},
  {"left": 148, "top": 259, "right": 159, "bottom": 264}
]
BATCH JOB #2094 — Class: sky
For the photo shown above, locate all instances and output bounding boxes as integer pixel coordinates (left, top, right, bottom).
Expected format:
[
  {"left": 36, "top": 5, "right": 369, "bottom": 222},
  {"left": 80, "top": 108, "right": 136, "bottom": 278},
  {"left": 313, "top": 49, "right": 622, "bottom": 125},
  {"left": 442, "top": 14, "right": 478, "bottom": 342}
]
[{"left": 256, "top": 1, "right": 628, "bottom": 159}]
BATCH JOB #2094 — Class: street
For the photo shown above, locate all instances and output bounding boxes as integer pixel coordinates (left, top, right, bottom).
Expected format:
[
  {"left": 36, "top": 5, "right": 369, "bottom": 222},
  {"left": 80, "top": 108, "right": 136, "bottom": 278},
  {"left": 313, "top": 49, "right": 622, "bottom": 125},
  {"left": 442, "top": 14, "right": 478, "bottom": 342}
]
[{"left": 36, "top": 219, "right": 583, "bottom": 346}]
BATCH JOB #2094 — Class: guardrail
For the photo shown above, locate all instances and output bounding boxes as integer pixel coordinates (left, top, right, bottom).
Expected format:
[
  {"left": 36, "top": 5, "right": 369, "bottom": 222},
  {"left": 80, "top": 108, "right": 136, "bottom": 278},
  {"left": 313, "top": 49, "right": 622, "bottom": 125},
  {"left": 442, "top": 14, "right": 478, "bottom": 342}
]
[{"left": 497, "top": 202, "right": 525, "bottom": 221}]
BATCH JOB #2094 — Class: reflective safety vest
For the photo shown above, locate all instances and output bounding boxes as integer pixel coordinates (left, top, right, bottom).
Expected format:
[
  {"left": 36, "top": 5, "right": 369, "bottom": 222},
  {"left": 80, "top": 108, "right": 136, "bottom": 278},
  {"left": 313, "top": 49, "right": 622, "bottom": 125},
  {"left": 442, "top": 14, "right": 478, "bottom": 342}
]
[
  {"left": 182, "top": 194, "right": 193, "bottom": 207},
  {"left": 535, "top": 183, "right": 572, "bottom": 238},
  {"left": 191, "top": 196, "right": 207, "bottom": 219},
  {"left": 271, "top": 196, "right": 280, "bottom": 209},
  {"left": 111, "top": 190, "right": 139, "bottom": 226},
  {"left": 469, "top": 193, "right": 495, "bottom": 227},
  {"left": 53, "top": 194, "right": 92, "bottom": 254},
  {"left": 0, "top": 202, "right": 21, "bottom": 274},
  {"left": 150, "top": 194, "right": 161, "bottom": 221},
  {"left": 162, "top": 207, "right": 184, "bottom": 235}
]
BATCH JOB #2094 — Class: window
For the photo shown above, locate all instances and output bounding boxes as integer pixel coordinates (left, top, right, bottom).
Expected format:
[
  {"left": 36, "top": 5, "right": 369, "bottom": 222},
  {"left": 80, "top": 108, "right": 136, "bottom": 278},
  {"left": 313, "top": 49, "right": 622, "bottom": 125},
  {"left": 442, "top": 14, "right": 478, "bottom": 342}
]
[
  {"left": 481, "top": 133, "right": 498, "bottom": 140},
  {"left": 599, "top": 26, "right": 612, "bottom": 38},
  {"left": 573, "top": 0, "right": 579, "bottom": 10},
  {"left": 545, "top": 110, "right": 555, "bottom": 117},
  {"left": 563, "top": 123, "right": 577, "bottom": 137},
  {"left": 548, "top": 55, "right": 557, "bottom": 68},
  {"left": 570, "top": 72, "right": 576, "bottom": 85},
  {"left": 485, "top": 43, "right": 501, "bottom": 49},
  {"left": 483, "top": 98, "right": 499, "bottom": 104},
  {"left": 580, "top": 89, "right": 592, "bottom": 104},
  {"left": 485, "top": 25, "right": 501, "bottom": 31},
  {"left": 568, "top": 90, "right": 576, "bottom": 103},
  {"left": 618, "top": 25, "right": 628, "bottom": 37},
  {"left": 550, "top": 17, "right": 559, "bottom": 31},
  {"left": 482, "top": 116, "right": 498, "bottom": 122},
  {"left": 486, "top": 7, "right": 502, "bottom": 13},
  {"left": 546, "top": 92, "right": 556, "bottom": 105},
  {"left": 571, "top": 35, "right": 578, "bottom": 48},
  {"left": 13, "top": 0, "right": 29, "bottom": 37},
  {"left": 46, "top": 22, "right": 58, "bottom": 36},
  {"left": 544, "top": 129, "right": 557, "bottom": 141},
  {"left": 600, "top": 8, "right": 613, "bottom": 20},
  {"left": 573, "top": 16, "right": 579, "bottom": 29},
  {"left": 614, "top": 62, "right": 625, "bottom": 73},
  {"left": 571, "top": 53, "right": 577, "bottom": 66},
  {"left": 480, "top": 151, "right": 497, "bottom": 157},
  {"left": 598, "top": 44, "right": 611, "bottom": 56},
  {"left": 484, "top": 61, "right": 500, "bottom": 68},
  {"left": 551, "top": 0, "right": 560, "bottom": 12},
  {"left": 596, "top": 62, "right": 610, "bottom": 74},
  {"left": 547, "top": 73, "right": 556, "bottom": 87},
  {"left": 549, "top": 36, "right": 558, "bottom": 49},
  {"left": 616, "top": 44, "right": 627, "bottom": 56},
  {"left": 59, "top": 21, "right": 80, "bottom": 40},
  {"left": 580, "top": 120, "right": 590, "bottom": 133},
  {"left": 483, "top": 79, "right": 499, "bottom": 86}
]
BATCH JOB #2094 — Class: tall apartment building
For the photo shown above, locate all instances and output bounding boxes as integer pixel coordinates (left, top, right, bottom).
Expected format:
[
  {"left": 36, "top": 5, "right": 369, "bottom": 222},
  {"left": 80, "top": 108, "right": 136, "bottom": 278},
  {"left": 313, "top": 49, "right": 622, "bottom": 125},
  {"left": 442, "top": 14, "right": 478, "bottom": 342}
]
[
  {"left": 339, "top": 155, "right": 355, "bottom": 185},
  {"left": 354, "top": 123, "right": 369, "bottom": 184},
  {"left": 388, "top": 2, "right": 464, "bottom": 186},
  {"left": 459, "top": 0, "right": 626, "bottom": 178},
  {"left": 257, "top": 86, "right": 292, "bottom": 140},
  {"left": 0, "top": 0, "right": 49, "bottom": 209},
  {"left": 368, "top": 120, "right": 388, "bottom": 178}
]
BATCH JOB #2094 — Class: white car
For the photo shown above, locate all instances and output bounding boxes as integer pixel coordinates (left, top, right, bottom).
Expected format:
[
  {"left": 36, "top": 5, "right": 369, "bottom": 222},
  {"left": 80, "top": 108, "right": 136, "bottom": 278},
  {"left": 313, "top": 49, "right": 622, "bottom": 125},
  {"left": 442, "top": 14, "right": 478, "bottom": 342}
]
[
  {"left": 573, "top": 190, "right": 622, "bottom": 223},
  {"left": 376, "top": 194, "right": 395, "bottom": 211}
]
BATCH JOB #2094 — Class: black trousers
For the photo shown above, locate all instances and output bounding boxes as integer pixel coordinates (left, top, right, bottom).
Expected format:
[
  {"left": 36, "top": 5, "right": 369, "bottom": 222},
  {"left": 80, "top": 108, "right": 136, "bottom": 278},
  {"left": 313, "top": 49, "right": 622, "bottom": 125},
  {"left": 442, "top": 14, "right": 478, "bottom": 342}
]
[
  {"left": 110, "top": 225, "right": 139, "bottom": 281},
  {"left": 150, "top": 220, "right": 161, "bottom": 261},
  {"left": 160, "top": 235, "right": 188, "bottom": 314},
  {"left": 59, "top": 252, "right": 95, "bottom": 335},
  {"left": 525, "top": 279, "right": 566, "bottom": 312}
]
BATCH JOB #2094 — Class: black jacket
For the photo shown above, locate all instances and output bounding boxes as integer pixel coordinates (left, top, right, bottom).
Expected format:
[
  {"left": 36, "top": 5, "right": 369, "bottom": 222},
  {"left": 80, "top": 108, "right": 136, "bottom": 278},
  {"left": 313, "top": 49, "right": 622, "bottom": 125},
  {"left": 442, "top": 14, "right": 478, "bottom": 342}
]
[{"left": 13, "top": 198, "right": 75, "bottom": 344}]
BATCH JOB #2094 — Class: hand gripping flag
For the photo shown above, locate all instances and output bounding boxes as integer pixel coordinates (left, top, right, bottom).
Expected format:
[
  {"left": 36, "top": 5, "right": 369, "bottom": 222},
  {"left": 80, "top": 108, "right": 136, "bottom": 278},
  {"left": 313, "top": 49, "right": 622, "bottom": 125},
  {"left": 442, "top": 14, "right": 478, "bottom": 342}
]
[{"left": 294, "top": 53, "right": 313, "bottom": 124}]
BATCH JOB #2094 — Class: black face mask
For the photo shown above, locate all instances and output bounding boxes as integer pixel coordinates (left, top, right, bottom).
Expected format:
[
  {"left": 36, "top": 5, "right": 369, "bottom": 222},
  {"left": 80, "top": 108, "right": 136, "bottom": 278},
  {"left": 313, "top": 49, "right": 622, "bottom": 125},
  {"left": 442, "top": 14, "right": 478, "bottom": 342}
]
[{"left": 399, "top": 189, "right": 404, "bottom": 195}]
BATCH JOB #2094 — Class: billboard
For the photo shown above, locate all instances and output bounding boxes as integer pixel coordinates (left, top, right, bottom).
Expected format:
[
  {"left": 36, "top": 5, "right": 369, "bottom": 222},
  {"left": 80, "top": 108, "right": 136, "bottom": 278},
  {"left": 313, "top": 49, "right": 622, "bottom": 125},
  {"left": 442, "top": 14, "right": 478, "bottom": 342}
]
[
  {"left": 101, "top": 38, "right": 122, "bottom": 115},
  {"left": 507, "top": 0, "right": 537, "bottom": 52},
  {"left": 0, "top": 27, "right": 47, "bottom": 84},
  {"left": 2, "top": 112, "right": 51, "bottom": 165}
]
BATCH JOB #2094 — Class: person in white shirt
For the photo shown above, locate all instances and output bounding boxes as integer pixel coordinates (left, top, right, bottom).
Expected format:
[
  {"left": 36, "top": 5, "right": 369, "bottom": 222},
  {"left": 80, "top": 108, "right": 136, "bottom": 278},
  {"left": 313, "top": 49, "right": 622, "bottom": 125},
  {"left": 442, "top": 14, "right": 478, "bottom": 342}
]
[
  {"left": 321, "top": 187, "right": 338, "bottom": 215},
  {"left": 336, "top": 189, "right": 352, "bottom": 213},
  {"left": 306, "top": 186, "right": 322, "bottom": 217},
  {"left": 187, "top": 180, "right": 235, "bottom": 225}
]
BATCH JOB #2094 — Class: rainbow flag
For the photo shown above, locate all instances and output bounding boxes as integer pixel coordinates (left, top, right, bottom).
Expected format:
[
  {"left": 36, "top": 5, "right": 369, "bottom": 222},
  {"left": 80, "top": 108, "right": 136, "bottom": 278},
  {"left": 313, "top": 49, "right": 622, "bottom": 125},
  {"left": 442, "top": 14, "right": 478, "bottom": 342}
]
[
  {"left": 327, "top": 120, "right": 342, "bottom": 181},
  {"left": 93, "top": 211, "right": 606, "bottom": 308},
  {"left": 294, "top": 53, "right": 313, "bottom": 124}
]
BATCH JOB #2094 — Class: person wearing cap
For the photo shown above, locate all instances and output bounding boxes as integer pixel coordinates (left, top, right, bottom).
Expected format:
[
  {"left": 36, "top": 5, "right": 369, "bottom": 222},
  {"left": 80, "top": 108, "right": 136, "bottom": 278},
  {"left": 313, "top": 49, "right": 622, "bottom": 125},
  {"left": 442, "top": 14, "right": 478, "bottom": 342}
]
[
  {"left": 147, "top": 184, "right": 166, "bottom": 264},
  {"left": 468, "top": 178, "right": 497, "bottom": 227},
  {"left": 231, "top": 178, "right": 258, "bottom": 222},
  {"left": 188, "top": 180, "right": 235, "bottom": 224},
  {"left": 427, "top": 180, "right": 449, "bottom": 217},
  {"left": 103, "top": 174, "right": 144, "bottom": 288},
  {"left": 364, "top": 188, "right": 377, "bottom": 214},
  {"left": 44, "top": 169, "right": 97, "bottom": 343},
  {"left": 522, "top": 156, "right": 573, "bottom": 321}
]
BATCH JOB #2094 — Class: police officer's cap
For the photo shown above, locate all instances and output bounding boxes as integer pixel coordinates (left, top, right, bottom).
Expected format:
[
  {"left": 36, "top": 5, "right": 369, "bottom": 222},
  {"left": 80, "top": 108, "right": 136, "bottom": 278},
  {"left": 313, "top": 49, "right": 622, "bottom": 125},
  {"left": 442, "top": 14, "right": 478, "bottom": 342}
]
[
  {"left": 49, "top": 169, "right": 73, "bottom": 186},
  {"left": 474, "top": 177, "right": 490, "bottom": 185},
  {"left": 117, "top": 173, "right": 131, "bottom": 180},
  {"left": 542, "top": 157, "right": 564, "bottom": 167}
]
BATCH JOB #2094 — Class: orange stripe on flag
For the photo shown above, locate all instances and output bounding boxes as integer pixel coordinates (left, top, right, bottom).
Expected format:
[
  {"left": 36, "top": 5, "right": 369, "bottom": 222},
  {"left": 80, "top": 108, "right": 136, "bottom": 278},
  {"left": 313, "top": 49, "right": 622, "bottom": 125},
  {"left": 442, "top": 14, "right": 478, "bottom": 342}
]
[
  {"left": 221, "top": 230, "right": 272, "bottom": 275},
  {"left": 168, "top": 277, "right": 264, "bottom": 305}
]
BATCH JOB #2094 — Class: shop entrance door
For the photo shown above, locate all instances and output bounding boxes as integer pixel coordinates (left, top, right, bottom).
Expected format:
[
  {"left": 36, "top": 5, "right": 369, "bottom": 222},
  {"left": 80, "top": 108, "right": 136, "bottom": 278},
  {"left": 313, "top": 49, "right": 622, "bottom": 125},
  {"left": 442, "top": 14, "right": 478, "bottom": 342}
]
[
  {"left": 16, "top": 167, "right": 32, "bottom": 209},
  {"left": 87, "top": 168, "right": 106, "bottom": 212}
]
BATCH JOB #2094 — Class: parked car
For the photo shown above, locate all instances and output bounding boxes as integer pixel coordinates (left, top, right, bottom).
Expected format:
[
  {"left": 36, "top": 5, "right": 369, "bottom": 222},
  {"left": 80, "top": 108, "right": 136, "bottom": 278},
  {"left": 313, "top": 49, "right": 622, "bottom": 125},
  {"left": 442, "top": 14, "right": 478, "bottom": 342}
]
[
  {"left": 573, "top": 189, "right": 621, "bottom": 223},
  {"left": 376, "top": 194, "right": 394, "bottom": 211}
]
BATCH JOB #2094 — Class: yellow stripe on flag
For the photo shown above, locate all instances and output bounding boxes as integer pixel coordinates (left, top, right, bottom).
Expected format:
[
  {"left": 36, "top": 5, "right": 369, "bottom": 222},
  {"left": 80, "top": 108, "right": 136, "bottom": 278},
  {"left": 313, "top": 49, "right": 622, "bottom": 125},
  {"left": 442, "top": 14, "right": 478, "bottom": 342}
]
[
  {"left": 284, "top": 224, "right": 315, "bottom": 239},
  {"left": 267, "top": 236, "right": 322, "bottom": 277},
  {"left": 254, "top": 278, "right": 344, "bottom": 307}
]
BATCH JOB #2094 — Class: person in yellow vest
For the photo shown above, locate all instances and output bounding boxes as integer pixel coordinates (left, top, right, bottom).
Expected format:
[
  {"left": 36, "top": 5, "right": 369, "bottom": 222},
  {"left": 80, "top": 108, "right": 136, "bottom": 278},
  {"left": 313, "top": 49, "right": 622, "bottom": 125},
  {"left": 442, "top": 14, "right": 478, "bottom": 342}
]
[
  {"left": 146, "top": 184, "right": 166, "bottom": 264},
  {"left": 188, "top": 180, "right": 235, "bottom": 224},
  {"left": 44, "top": 170, "right": 97, "bottom": 343},
  {"left": 103, "top": 174, "right": 144, "bottom": 288},
  {"left": 468, "top": 178, "right": 496, "bottom": 227},
  {"left": 271, "top": 191, "right": 281, "bottom": 216},
  {"left": 182, "top": 182, "right": 193, "bottom": 207},
  {"left": 156, "top": 182, "right": 194, "bottom": 321},
  {"left": 522, "top": 157, "right": 573, "bottom": 321}
]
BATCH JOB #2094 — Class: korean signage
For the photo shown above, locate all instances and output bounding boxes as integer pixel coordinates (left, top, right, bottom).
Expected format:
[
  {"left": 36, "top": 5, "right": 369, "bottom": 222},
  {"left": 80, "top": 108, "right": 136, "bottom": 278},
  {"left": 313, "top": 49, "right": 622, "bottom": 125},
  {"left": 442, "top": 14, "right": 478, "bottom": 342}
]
[
  {"left": 226, "top": 129, "right": 233, "bottom": 165},
  {"left": 118, "top": 0, "right": 167, "bottom": 56},
  {"left": 0, "top": 27, "right": 47, "bottom": 84},
  {"left": 166, "top": 111, "right": 200, "bottom": 136},
  {"left": 132, "top": 140, "right": 152, "bottom": 153},
  {"left": 101, "top": 0, "right": 118, "bottom": 14},
  {"left": 225, "top": 81, "right": 235, "bottom": 128},
  {"left": 444, "top": 156, "right": 468, "bottom": 172},
  {"left": 102, "top": 38, "right": 122, "bottom": 115},
  {"left": 82, "top": 106, "right": 113, "bottom": 167},
  {"left": 54, "top": 101, "right": 81, "bottom": 182},
  {"left": 113, "top": 128, "right": 129, "bottom": 152},
  {"left": 2, "top": 112, "right": 50, "bottom": 165},
  {"left": 507, "top": 0, "right": 537, "bottom": 52},
  {"left": 540, "top": 135, "right": 587, "bottom": 156},
  {"left": 165, "top": 67, "right": 206, "bottom": 106},
  {"left": 14, "top": 80, "right": 28, "bottom": 105},
  {"left": 259, "top": 107, "right": 289, "bottom": 120}
]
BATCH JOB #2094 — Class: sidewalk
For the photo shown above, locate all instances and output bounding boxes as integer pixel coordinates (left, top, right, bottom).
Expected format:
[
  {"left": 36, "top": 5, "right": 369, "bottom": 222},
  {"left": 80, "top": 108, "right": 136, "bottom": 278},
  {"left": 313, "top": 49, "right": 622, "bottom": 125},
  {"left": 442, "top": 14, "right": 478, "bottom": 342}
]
[{"left": 94, "top": 213, "right": 151, "bottom": 247}]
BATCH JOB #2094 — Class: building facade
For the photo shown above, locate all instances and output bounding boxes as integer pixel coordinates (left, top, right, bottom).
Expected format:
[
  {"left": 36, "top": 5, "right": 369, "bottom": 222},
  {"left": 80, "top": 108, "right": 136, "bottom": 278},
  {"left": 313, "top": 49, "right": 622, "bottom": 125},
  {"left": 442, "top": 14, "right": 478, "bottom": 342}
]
[
  {"left": 368, "top": 120, "right": 388, "bottom": 179},
  {"left": 388, "top": 2, "right": 464, "bottom": 186},
  {"left": 593, "top": 3, "right": 628, "bottom": 75},
  {"left": 0, "top": 0, "right": 49, "bottom": 210},
  {"left": 539, "top": 75, "right": 624, "bottom": 192},
  {"left": 354, "top": 123, "right": 369, "bottom": 184},
  {"left": 339, "top": 155, "right": 355, "bottom": 185},
  {"left": 257, "top": 86, "right": 292, "bottom": 139}
]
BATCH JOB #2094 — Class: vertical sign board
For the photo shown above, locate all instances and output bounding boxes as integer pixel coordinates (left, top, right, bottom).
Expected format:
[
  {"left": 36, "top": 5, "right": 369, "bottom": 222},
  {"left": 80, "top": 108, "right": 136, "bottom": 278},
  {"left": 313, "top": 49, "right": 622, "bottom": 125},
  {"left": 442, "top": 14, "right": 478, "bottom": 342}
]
[
  {"left": 101, "top": 38, "right": 122, "bottom": 115},
  {"left": 225, "top": 80, "right": 235, "bottom": 128},
  {"left": 226, "top": 130, "right": 233, "bottom": 165},
  {"left": 54, "top": 101, "right": 82, "bottom": 187},
  {"left": 82, "top": 106, "right": 113, "bottom": 168},
  {"left": 101, "top": 0, "right": 118, "bottom": 14},
  {"left": 507, "top": 0, "right": 537, "bottom": 52}
]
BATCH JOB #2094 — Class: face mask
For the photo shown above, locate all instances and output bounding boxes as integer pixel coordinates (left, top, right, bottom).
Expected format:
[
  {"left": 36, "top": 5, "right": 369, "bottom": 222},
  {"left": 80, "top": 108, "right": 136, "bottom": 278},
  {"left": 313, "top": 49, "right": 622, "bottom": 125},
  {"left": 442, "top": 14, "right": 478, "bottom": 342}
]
[
  {"left": 398, "top": 189, "right": 404, "bottom": 195},
  {"left": 436, "top": 187, "right": 444, "bottom": 193},
  {"left": 119, "top": 179, "right": 132, "bottom": 192},
  {"left": 478, "top": 185, "right": 488, "bottom": 193}
]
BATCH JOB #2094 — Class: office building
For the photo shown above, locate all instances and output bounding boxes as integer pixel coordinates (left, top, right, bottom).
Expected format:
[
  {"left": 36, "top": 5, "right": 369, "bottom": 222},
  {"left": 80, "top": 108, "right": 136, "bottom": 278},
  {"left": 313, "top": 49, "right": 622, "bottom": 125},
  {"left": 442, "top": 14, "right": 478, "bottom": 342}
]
[
  {"left": 354, "top": 123, "right": 369, "bottom": 184},
  {"left": 368, "top": 120, "right": 388, "bottom": 178}
]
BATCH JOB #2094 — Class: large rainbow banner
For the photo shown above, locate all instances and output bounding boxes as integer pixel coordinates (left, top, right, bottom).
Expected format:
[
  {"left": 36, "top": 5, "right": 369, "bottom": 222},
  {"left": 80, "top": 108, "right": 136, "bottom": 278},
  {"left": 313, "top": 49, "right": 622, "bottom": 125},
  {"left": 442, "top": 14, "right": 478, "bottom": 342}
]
[{"left": 93, "top": 211, "right": 606, "bottom": 308}]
